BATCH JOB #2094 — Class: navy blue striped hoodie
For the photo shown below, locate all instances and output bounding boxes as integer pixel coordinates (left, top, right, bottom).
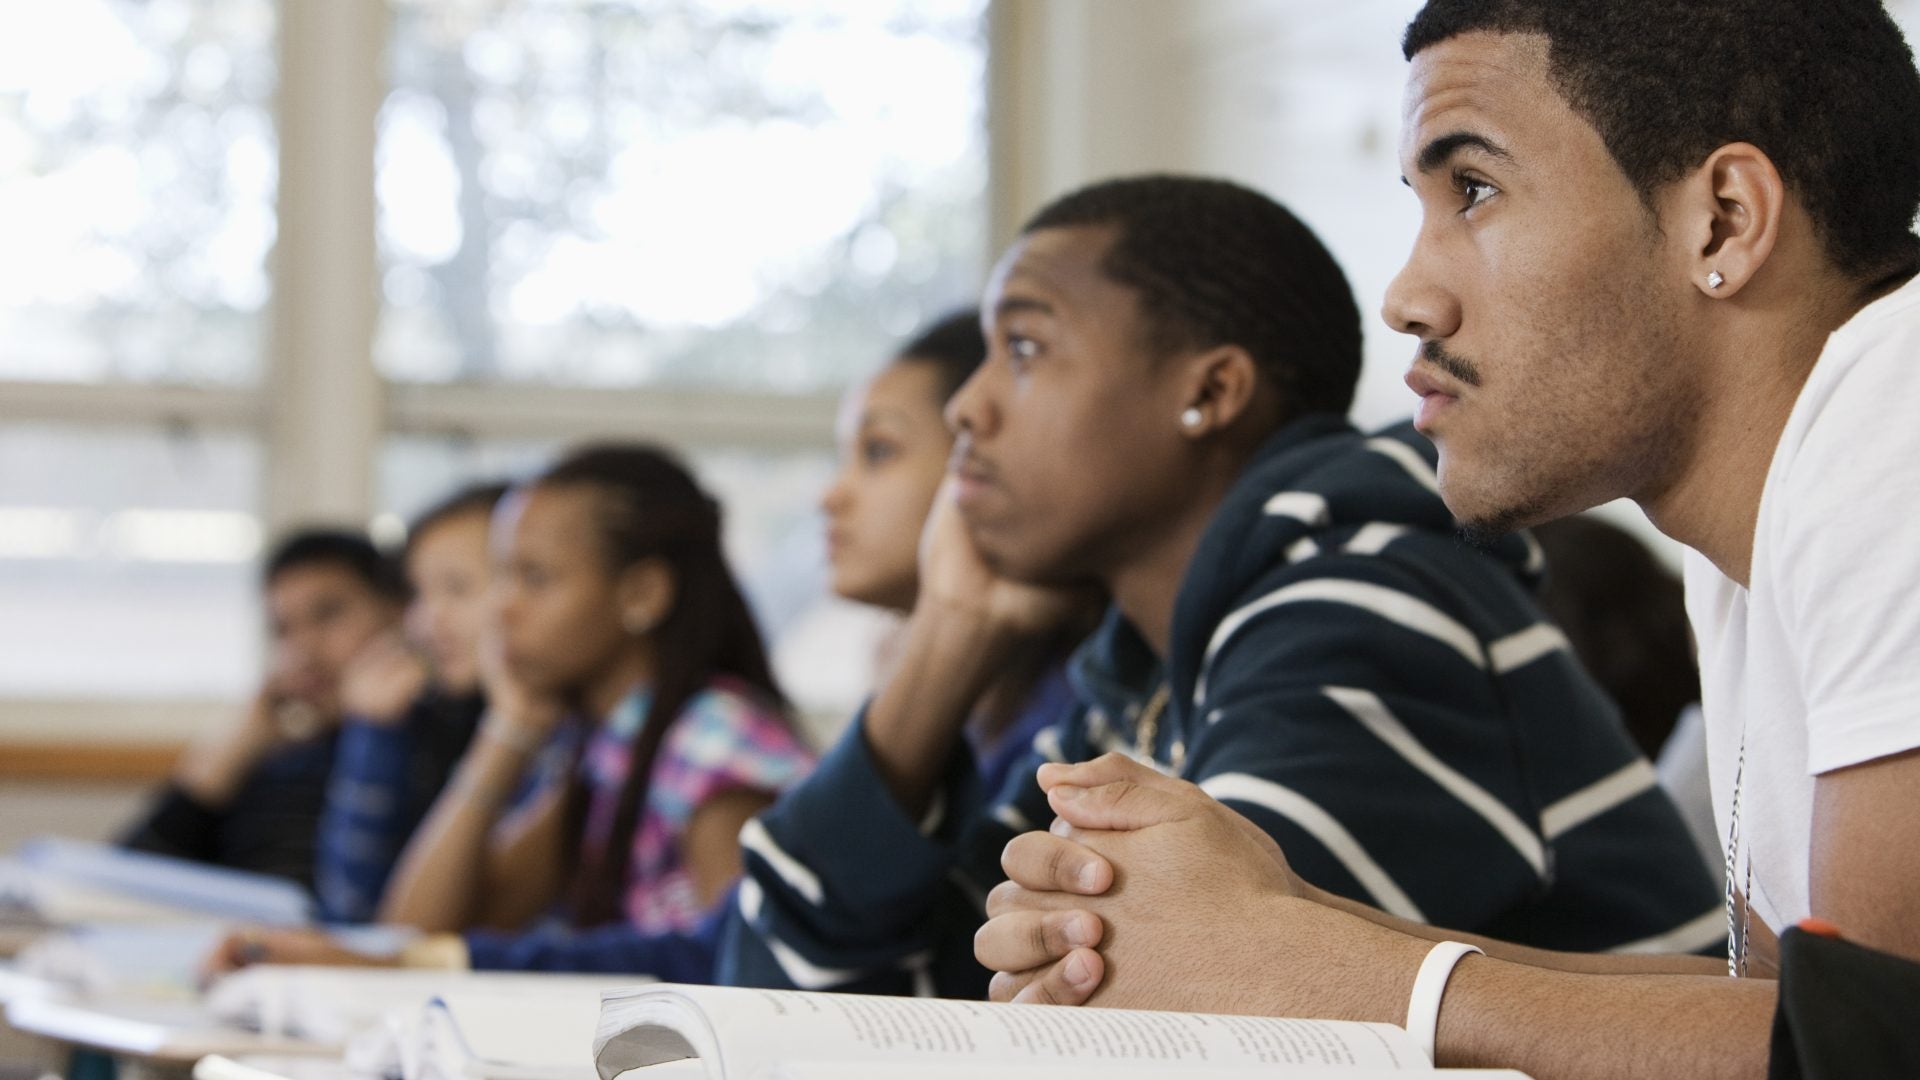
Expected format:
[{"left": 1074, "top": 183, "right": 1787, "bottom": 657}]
[{"left": 721, "top": 416, "right": 1718, "bottom": 997}]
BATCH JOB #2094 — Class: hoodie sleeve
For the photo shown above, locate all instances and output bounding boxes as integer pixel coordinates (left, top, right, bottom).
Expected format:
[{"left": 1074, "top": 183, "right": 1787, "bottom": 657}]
[
  {"left": 313, "top": 717, "right": 417, "bottom": 923},
  {"left": 718, "top": 695, "right": 1082, "bottom": 996},
  {"left": 1179, "top": 545, "right": 1714, "bottom": 948}
]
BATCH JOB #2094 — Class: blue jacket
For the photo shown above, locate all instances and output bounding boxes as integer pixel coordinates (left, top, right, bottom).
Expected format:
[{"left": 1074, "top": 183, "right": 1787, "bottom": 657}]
[
  {"left": 720, "top": 417, "right": 1719, "bottom": 997},
  {"left": 314, "top": 691, "right": 484, "bottom": 923}
]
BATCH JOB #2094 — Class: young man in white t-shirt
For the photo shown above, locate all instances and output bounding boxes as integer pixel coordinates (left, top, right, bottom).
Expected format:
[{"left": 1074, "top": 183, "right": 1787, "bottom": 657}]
[{"left": 966, "top": 1, "right": 1920, "bottom": 1077}]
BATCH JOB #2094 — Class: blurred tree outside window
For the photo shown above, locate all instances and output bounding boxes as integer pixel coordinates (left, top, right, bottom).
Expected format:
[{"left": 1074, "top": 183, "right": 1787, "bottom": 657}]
[
  {"left": 378, "top": 0, "right": 989, "bottom": 391},
  {"left": 0, "top": 0, "right": 276, "bottom": 386}
]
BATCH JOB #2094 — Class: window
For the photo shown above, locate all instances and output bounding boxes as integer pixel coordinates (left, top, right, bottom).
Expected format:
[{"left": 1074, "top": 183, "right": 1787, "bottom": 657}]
[
  {"left": 0, "top": 0, "right": 276, "bottom": 386},
  {"left": 0, "top": 424, "right": 262, "bottom": 699},
  {"left": 3, "top": 0, "right": 989, "bottom": 726},
  {"left": 377, "top": 0, "right": 989, "bottom": 391},
  {"left": 0, "top": 0, "right": 273, "bottom": 709}
]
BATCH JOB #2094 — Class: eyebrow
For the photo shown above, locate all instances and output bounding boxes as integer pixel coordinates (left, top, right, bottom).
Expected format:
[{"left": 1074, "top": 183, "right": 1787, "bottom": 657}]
[
  {"left": 1408, "top": 130, "right": 1516, "bottom": 179},
  {"left": 993, "top": 296, "right": 1055, "bottom": 320},
  {"left": 858, "top": 407, "right": 913, "bottom": 430}
]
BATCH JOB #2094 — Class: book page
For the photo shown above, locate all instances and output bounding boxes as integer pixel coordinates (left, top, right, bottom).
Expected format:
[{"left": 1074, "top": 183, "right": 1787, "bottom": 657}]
[
  {"left": 424, "top": 984, "right": 624, "bottom": 1080},
  {"left": 595, "top": 985, "right": 1429, "bottom": 1079},
  {"left": 763, "top": 1066, "right": 1534, "bottom": 1080}
]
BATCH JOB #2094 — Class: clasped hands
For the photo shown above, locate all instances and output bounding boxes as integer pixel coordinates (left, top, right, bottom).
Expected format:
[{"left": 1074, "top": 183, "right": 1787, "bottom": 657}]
[{"left": 976, "top": 753, "right": 1386, "bottom": 1017}]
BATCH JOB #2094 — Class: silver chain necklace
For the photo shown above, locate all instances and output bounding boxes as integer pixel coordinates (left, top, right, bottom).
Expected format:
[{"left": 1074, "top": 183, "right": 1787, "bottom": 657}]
[{"left": 1724, "top": 731, "right": 1753, "bottom": 977}]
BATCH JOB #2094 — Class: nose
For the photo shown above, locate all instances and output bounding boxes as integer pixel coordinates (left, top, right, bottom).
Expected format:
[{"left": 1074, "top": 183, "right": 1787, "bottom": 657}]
[
  {"left": 404, "top": 600, "right": 433, "bottom": 644},
  {"left": 491, "top": 580, "right": 519, "bottom": 627},
  {"left": 944, "top": 357, "right": 997, "bottom": 442},
  {"left": 819, "top": 470, "right": 852, "bottom": 518},
  {"left": 1381, "top": 227, "right": 1463, "bottom": 344}
]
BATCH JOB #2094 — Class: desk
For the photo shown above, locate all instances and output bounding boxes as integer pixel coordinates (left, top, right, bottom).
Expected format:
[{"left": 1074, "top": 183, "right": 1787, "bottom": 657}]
[
  {"left": 0, "top": 973, "right": 336, "bottom": 1080},
  {"left": 4, "top": 994, "right": 336, "bottom": 1068}
]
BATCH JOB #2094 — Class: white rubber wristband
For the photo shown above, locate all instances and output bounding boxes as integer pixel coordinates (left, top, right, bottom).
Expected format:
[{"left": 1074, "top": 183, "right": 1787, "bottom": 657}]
[{"left": 1407, "top": 940, "right": 1483, "bottom": 1064}]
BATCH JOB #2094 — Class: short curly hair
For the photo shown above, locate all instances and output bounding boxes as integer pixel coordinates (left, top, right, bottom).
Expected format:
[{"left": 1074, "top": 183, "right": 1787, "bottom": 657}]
[
  {"left": 264, "top": 529, "right": 407, "bottom": 602},
  {"left": 1403, "top": 0, "right": 1920, "bottom": 281},
  {"left": 1022, "top": 175, "right": 1363, "bottom": 422}
]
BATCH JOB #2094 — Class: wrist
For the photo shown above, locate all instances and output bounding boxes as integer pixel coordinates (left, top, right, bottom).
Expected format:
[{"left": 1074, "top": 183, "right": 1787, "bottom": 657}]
[
  {"left": 913, "top": 590, "right": 1037, "bottom": 648},
  {"left": 479, "top": 716, "right": 544, "bottom": 756},
  {"left": 453, "top": 729, "right": 539, "bottom": 807},
  {"left": 864, "top": 603, "right": 1024, "bottom": 817},
  {"left": 902, "top": 599, "right": 1031, "bottom": 679},
  {"left": 1259, "top": 895, "right": 1437, "bottom": 1026},
  {"left": 1406, "top": 941, "right": 1483, "bottom": 1063},
  {"left": 345, "top": 702, "right": 409, "bottom": 728}
]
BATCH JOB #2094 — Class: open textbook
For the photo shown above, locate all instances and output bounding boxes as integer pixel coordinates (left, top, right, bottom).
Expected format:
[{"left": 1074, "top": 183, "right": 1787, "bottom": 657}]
[{"left": 592, "top": 985, "right": 1532, "bottom": 1080}]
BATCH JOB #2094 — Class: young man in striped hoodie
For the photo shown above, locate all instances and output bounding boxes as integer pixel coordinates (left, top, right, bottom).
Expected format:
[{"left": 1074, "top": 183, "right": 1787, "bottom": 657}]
[{"left": 721, "top": 175, "right": 1717, "bottom": 997}]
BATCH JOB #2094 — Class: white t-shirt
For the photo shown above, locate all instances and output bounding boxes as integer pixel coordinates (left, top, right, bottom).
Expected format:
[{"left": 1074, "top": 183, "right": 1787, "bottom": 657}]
[{"left": 1685, "top": 272, "right": 1920, "bottom": 932}]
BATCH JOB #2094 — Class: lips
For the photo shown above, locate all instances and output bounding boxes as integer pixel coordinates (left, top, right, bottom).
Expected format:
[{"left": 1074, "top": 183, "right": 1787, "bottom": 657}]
[
  {"left": 1405, "top": 363, "right": 1461, "bottom": 433},
  {"left": 952, "top": 452, "right": 999, "bottom": 507}
]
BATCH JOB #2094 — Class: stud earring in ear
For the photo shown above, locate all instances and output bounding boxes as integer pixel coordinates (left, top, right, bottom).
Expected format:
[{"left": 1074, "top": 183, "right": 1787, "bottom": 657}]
[
  {"left": 1181, "top": 407, "right": 1204, "bottom": 430},
  {"left": 1707, "top": 270, "right": 1725, "bottom": 290}
]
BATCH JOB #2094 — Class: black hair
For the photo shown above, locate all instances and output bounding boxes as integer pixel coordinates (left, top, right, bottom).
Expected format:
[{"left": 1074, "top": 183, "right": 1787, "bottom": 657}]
[
  {"left": 533, "top": 442, "right": 791, "bottom": 928},
  {"left": 1021, "top": 175, "right": 1363, "bottom": 422},
  {"left": 402, "top": 481, "right": 510, "bottom": 563},
  {"left": 894, "top": 307, "right": 985, "bottom": 402},
  {"left": 1532, "top": 515, "right": 1697, "bottom": 759},
  {"left": 1403, "top": 0, "right": 1920, "bottom": 281},
  {"left": 263, "top": 528, "right": 408, "bottom": 604}
]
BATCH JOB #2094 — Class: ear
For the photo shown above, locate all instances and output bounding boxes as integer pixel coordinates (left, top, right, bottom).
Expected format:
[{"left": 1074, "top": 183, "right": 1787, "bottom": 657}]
[
  {"left": 615, "top": 557, "right": 677, "bottom": 637},
  {"left": 1674, "top": 142, "right": 1786, "bottom": 298},
  {"left": 1175, "top": 344, "right": 1261, "bottom": 438}
]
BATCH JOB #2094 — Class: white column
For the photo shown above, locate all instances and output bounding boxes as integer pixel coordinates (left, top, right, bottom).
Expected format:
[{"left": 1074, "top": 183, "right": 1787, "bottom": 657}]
[
  {"left": 263, "top": 0, "right": 387, "bottom": 535},
  {"left": 989, "top": 0, "right": 1247, "bottom": 250}
]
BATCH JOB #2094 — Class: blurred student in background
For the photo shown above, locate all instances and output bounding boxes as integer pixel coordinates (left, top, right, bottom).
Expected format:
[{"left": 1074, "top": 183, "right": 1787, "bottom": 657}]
[
  {"left": 123, "top": 530, "right": 408, "bottom": 888},
  {"left": 208, "top": 444, "right": 812, "bottom": 974},
  {"left": 313, "top": 482, "right": 509, "bottom": 922}
]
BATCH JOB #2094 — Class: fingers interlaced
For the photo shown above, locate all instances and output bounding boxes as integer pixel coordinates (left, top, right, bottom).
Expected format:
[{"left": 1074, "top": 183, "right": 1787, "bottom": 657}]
[
  {"left": 973, "top": 908, "right": 1102, "bottom": 972},
  {"left": 999, "top": 831, "right": 1113, "bottom": 894}
]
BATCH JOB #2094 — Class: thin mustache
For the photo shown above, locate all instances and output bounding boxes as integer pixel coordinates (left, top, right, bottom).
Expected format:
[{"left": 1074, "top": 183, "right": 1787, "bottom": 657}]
[
  {"left": 949, "top": 436, "right": 995, "bottom": 480},
  {"left": 1422, "top": 339, "right": 1483, "bottom": 388}
]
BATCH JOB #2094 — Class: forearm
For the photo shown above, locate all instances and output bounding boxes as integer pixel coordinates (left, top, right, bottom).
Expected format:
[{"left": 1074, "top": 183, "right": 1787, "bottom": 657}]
[
  {"left": 1249, "top": 897, "right": 1772, "bottom": 1080},
  {"left": 725, "top": 723, "right": 1009, "bottom": 990},
  {"left": 377, "top": 731, "right": 528, "bottom": 931},
  {"left": 1438, "top": 957, "right": 1773, "bottom": 1078},
  {"left": 1306, "top": 884, "right": 1726, "bottom": 976},
  {"left": 865, "top": 604, "right": 1022, "bottom": 819}
]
